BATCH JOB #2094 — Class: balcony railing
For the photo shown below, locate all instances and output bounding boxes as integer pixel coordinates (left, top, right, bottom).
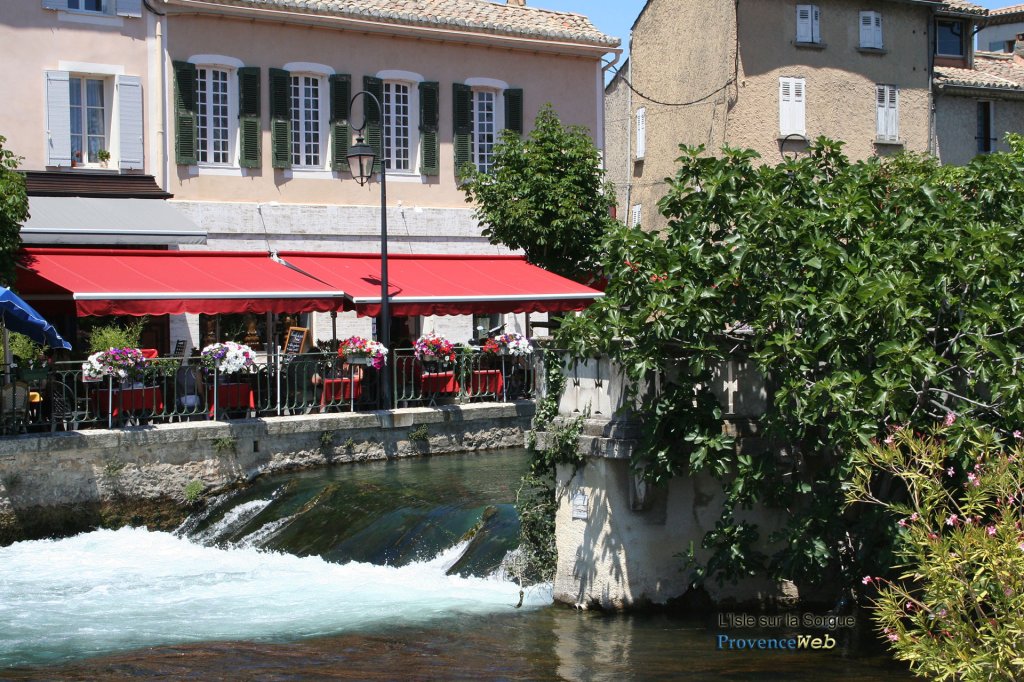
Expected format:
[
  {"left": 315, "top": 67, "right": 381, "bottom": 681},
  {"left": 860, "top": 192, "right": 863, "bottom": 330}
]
[{"left": 0, "top": 347, "right": 540, "bottom": 434}]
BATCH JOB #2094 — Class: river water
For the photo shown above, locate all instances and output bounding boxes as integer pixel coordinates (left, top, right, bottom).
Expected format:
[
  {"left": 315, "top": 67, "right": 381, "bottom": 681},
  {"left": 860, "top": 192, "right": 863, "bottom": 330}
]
[{"left": 0, "top": 449, "right": 912, "bottom": 680}]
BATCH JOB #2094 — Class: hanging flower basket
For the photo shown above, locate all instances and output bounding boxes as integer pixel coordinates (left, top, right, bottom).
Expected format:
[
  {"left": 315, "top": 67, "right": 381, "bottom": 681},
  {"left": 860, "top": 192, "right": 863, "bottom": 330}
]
[
  {"left": 414, "top": 333, "right": 457, "bottom": 368},
  {"left": 82, "top": 347, "right": 149, "bottom": 383},
  {"left": 200, "top": 341, "right": 256, "bottom": 375},
  {"left": 492, "top": 332, "right": 533, "bottom": 356},
  {"left": 338, "top": 336, "right": 387, "bottom": 370}
]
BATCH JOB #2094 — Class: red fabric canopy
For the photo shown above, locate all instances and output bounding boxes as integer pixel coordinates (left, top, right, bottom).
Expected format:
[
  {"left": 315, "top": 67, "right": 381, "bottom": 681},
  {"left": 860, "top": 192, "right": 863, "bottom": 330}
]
[
  {"left": 277, "top": 252, "right": 603, "bottom": 317},
  {"left": 16, "top": 248, "right": 603, "bottom": 318},
  {"left": 17, "top": 248, "right": 348, "bottom": 316}
]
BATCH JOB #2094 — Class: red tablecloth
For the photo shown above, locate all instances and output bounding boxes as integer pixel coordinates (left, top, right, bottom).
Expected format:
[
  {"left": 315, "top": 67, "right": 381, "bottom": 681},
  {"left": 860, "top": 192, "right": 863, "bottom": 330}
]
[
  {"left": 320, "top": 377, "right": 362, "bottom": 407},
  {"left": 207, "top": 382, "right": 253, "bottom": 418},
  {"left": 420, "top": 371, "right": 459, "bottom": 394},
  {"left": 468, "top": 369, "right": 503, "bottom": 396},
  {"left": 93, "top": 386, "right": 164, "bottom": 417}
]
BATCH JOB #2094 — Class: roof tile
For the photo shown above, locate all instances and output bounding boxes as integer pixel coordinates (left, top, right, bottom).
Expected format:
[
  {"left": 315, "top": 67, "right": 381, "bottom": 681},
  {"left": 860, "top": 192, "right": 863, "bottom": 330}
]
[
  {"left": 935, "top": 52, "right": 1024, "bottom": 91},
  {"left": 179, "top": 0, "right": 619, "bottom": 48}
]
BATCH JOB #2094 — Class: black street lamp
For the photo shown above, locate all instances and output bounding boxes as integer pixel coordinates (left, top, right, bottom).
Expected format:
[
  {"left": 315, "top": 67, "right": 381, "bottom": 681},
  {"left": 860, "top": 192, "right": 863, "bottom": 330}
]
[{"left": 347, "top": 91, "right": 391, "bottom": 410}]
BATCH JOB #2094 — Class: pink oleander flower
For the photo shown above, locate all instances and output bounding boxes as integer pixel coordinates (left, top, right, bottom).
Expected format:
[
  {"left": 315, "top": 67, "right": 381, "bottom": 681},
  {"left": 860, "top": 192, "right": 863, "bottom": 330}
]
[
  {"left": 947, "top": 467, "right": 955, "bottom": 477},
  {"left": 862, "top": 575, "right": 873, "bottom": 585},
  {"left": 910, "top": 512, "right": 919, "bottom": 522},
  {"left": 929, "top": 532, "right": 939, "bottom": 540},
  {"left": 1014, "top": 430, "right": 1022, "bottom": 440},
  {"left": 944, "top": 412, "right": 957, "bottom": 427},
  {"left": 898, "top": 518, "right": 907, "bottom": 528},
  {"left": 946, "top": 515, "right": 958, "bottom": 526},
  {"left": 988, "top": 525, "right": 998, "bottom": 536}
]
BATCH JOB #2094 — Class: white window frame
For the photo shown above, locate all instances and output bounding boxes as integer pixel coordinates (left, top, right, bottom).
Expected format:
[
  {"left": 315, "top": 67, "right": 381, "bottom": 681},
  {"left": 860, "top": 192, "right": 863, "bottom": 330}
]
[
  {"left": 288, "top": 73, "right": 327, "bottom": 170},
  {"left": 464, "top": 77, "right": 507, "bottom": 175},
  {"left": 187, "top": 56, "right": 244, "bottom": 172},
  {"left": 635, "top": 107, "right": 647, "bottom": 161},
  {"left": 859, "top": 11, "right": 883, "bottom": 49},
  {"left": 779, "top": 77, "right": 806, "bottom": 137},
  {"left": 875, "top": 84, "right": 899, "bottom": 143},
  {"left": 796, "top": 4, "right": 821, "bottom": 44},
  {"left": 631, "top": 204, "right": 642, "bottom": 228},
  {"left": 377, "top": 70, "right": 424, "bottom": 176},
  {"left": 68, "top": 74, "right": 110, "bottom": 167},
  {"left": 977, "top": 100, "right": 995, "bottom": 154},
  {"left": 470, "top": 89, "right": 499, "bottom": 174}
]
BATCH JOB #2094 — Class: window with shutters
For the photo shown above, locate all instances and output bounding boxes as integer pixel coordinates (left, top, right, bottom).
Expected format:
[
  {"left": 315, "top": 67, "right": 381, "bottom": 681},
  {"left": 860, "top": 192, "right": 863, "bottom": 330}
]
[
  {"left": 453, "top": 78, "right": 519, "bottom": 177},
  {"left": 936, "top": 18, "right": 965, "bottom": 57},
  {"left": 290, "top": 74, "right": 324, "bottom": 168},
  {"left": 796, "top": 5, "right": 821, "bottom": 44},
  {"left": 69, "top": 76, "right": 107, "bottom": 166},
  {"left": 778, "top": 77, "right": 806, "bottom": 137},
  {"left": 383, "top": 81, "right": 412, "bottom": 172},
  {"left": 977, "top": 101, "right": 994, "bottom": 154},
  {"left": 196, "top": 67, "right": 234, "bottom": 165},
  {"left": 875, "top": 84, "right": 899, "bottom": 143},
  {"left": 43, "top": 0, "right": 142, "bottom": 19},
  {"left": 635, "top": 107, "right": 646, "bottom": 161},
  {"left": 859, "top": 11, "right": 883, "bottom": 50},
  {"left": 67, "top": 0, "right": 106, "bottom": 11}
]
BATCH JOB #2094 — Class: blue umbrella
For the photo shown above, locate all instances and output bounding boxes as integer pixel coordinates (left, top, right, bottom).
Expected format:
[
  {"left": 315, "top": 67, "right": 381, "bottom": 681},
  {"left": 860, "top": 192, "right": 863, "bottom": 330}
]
[{"left": 0, "top": 287, "right": 71, "bottom": 350}]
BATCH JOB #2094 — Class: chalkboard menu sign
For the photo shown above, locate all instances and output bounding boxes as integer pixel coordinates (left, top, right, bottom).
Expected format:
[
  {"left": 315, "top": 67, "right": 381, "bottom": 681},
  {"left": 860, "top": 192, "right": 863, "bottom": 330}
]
[{"left": 284, "top": 327, "right": 309, "bottom": 355}]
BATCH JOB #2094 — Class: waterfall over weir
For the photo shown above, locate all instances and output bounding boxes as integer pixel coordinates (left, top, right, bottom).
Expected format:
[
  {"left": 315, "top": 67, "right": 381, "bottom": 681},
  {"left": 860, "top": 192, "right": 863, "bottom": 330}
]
[{"left": 0, "top": 450, "right": 548, "bottom": 668}]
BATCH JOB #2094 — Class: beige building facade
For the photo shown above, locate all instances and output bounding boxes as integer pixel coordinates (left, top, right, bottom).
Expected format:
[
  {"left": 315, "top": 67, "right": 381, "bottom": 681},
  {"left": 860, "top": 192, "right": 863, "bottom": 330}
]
[
  {"left": 2, "top": 0, "right": 618, "bottom": 349},
  {"left": 610, "top": 0, "right": 984, "bottom": 231}
]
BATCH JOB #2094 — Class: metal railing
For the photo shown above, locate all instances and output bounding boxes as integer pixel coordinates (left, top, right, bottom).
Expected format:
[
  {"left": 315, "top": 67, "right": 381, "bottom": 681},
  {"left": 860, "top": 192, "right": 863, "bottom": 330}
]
[{"left": 0, "top": 347, "right": 540, "bottom": 433}]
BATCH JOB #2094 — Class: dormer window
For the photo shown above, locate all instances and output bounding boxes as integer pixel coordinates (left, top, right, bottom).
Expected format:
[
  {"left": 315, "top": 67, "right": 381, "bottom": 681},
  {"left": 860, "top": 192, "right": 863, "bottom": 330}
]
[{"left": 936, "top": 18, "right": 965, "bottom": 57}]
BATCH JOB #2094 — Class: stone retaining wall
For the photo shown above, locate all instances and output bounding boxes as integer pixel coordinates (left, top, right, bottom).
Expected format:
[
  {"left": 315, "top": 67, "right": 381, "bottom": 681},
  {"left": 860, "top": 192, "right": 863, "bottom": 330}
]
[{"left": 0, "top": 402, "right": 534, "bottom": 545}]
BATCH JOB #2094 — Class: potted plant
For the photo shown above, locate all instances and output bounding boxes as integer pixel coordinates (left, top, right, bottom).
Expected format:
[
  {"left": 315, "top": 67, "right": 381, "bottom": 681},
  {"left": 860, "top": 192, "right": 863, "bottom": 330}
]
[
  {"left": 491, "top": 332, "right": 533, "bottom": 356},
  {"left": 414, "top": 333, "right": 456, "bottom": 371},
  {"left": 8, "top": 333, "right": 50, "bottom": 382},
  {"left": 200, "top": 341, "right": 255, "bottom": 377},
  {"left": 82, "top": 347, "right": 149, "bottom": 385},
  {"left": 338, "top": 336, "right": 387, "bottom": 370},
  {"left": 97, "top": 149, "right": 110, "bottom": 168},
  {"left": 71, "top": 150, "right": 82, "bottom": 168}
]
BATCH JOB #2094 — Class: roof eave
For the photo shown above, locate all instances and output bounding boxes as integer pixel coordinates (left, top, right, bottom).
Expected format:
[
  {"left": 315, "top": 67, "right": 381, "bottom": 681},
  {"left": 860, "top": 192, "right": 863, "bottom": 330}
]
[
  {"left": 935, "top": 82, "right": 1024, "bottom": 99},
  {"left": 161, "top": 0, "right": 620, "bottom": 58}
]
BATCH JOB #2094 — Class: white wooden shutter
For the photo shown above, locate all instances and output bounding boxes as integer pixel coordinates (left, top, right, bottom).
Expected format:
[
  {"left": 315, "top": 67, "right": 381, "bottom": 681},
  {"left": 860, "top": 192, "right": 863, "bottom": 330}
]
[
  {"left": 812, "top": 6, "right": 821, "bottom": 43},
  {"left": 796, "top": 5, "right": 813, "bottom": 42},
  {"left": 631, "top": 204, "right": 642, "bottom": 228},
  {"left": 779, "top": 77, "right": 806, "bottom": 136},
  {"left": 45, "top": 70, "right": 72, "bottom": 167},
  {"left": 876, "top": 85, "right": 898, "bottom": 141},
  {"left": 635, "top": 107, "right": 646, "bottom": 160},
  {"left": 860, "top": 12, "right": 882, "bottom": 48},
  {"left": 115, "top": 0, "right": 142, "bottom": 17},
  {"left": 117, "top": 74, "right": 144, "bottom": 169}
]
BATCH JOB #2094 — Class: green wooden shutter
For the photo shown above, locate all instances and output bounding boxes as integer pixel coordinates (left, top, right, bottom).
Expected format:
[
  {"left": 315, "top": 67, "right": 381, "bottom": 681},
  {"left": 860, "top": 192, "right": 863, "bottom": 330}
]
[
  {"left": 237, "top": 66, "right": 261, "bottom": 168},
  {"left": 452, "top": 82, "right": 472, "bottom": 175},
  {"left": 363, "top": 76, "right": 383, "bottom": 173},
  {"left": 269, "top": 68, "right": 291, "bottom": 169},
  {"left": 173, "top": 61, "right": 197, "bottom": 165},
  {"left": 419, "top": 81, "right": 439, "bottom": 176},
  {"left": 330, "top": 73, "right": 351, "bottom": 172},
  {"left": 504, "top": 88, "right": 523, "bottom": 136}
]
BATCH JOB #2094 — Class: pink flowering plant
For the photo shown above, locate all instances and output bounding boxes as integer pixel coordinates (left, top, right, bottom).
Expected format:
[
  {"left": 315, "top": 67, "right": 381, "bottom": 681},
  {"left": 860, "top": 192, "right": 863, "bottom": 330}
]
[
  {"left": 414, "top": 333, "right": 456, "bottom": 365},
  {"left": 82, "top": 347, "right": 148, "bottom": 382},
  {"left": 339, "top": 336, "right": 387, "bottom": 370},
  {"left": 200, "top": 341, "right": 255, "bottom": 375},
  {"left": 848, "top": 424, "right": 1024, "bottom": 681}
]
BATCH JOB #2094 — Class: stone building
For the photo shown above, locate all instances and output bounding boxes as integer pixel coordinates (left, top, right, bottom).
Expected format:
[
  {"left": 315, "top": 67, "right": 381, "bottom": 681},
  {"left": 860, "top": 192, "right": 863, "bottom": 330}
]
[{"left": 607, "top": 0, "right": 986, "bottom": 231}]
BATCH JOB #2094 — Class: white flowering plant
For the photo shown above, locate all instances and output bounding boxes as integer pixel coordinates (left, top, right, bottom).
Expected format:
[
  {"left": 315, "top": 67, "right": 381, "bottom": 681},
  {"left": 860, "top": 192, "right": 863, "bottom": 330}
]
[
  {"left": 82, "top": 347, "right": 148, "bottom": 382},
  {"left": 493, "top": 332, "right": 533, "bottom": 356},
  {"left": 200, "top": 341, "right": 256, "bottom": 375}
]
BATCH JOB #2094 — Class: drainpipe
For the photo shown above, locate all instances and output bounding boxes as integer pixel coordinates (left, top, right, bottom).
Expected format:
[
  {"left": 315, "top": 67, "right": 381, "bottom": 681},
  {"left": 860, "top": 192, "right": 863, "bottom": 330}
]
[
  {"left": 144, "top": 0, "right": 170, "bottom": 191},
  {"left": 928, "top": 11, "right": 936, "bottom": 157}
]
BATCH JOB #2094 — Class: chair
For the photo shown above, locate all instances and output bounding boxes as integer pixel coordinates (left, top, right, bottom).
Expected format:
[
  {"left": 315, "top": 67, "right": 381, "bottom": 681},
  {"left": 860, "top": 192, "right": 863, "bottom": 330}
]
[
  {"left": 50, "top": 380, "right": 90, "bottom": 431},
  {"left": 0, "top": 381, "right": 30, "bottom": 434}
]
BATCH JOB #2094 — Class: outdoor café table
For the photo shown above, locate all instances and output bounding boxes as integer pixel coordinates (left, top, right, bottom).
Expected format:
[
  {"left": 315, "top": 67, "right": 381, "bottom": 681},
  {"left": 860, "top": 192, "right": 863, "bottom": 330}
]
[
  {"left": 92, "top": 386, "right": 164, "bottom": 428},
  {"left": 207, "top": 382, "right": 253, "bottom": 420},
  {"left": 468, "top": 369, "right": 503, "bottom": 399},
  {"left": 420, "top": 371, "right": 459, "bottom": 405},
  {"left": 319, "top": 376, "right": 362, "bottom": 412}
]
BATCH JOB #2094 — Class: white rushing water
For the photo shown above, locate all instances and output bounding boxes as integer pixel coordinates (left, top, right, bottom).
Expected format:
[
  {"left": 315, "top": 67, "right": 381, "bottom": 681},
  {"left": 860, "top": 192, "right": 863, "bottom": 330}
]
[{"left": 0, "top": 527, "right": 552, "bottom": 667}]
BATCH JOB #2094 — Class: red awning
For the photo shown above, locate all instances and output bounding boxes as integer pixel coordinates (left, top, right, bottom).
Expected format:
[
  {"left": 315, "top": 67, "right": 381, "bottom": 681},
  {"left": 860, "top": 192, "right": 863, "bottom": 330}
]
[
  {"left": 16, "top": 248, "right": 603, "bottom": 318},
  {"left": 17, "top": 248, "right": 348, "bottom": 316},
  {"left": 277, "top": 252, "right": 603, "bottom": 317}
]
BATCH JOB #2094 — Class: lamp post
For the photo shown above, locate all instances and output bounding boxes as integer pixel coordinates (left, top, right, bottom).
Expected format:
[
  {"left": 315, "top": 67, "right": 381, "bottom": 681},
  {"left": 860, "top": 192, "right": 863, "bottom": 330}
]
[{"left": 347, "top": 90, "right": 391, "bottom": 410}]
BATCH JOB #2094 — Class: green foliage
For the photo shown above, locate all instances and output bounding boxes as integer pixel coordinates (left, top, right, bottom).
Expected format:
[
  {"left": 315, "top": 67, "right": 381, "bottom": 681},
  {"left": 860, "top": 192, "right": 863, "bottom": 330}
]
[
  {"left": 848, "top": 425, "right": 1024, "bottom": 682},
  {"left": 183, "top": 480, "right": 204, "bottom": 505},
  {"left": 343, "top": 437, "right": 356, "bottom": 451},
  {"left": 88, "top": 318, "right": 146, "bottom": 352},
  {"left": 7, "top": 333, "right": 46, "bottom": 366},
  {"left": 319, "top": 430, "right": 335, "bottom": 452},
  {"left": 408, "top": 424, "right": 430, "bottom": 442},
  {"left": 460, "top": 104, "right": 616, "bottom": 281},
  {"left": 212, "top": 436, "right": 237, "bottom": 455},
  {"left": 0, "top": 136, "right": 25, "bottom": 286},
  {"left": 563, "top": 135, "right": 1024, "bottom": 587}
]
